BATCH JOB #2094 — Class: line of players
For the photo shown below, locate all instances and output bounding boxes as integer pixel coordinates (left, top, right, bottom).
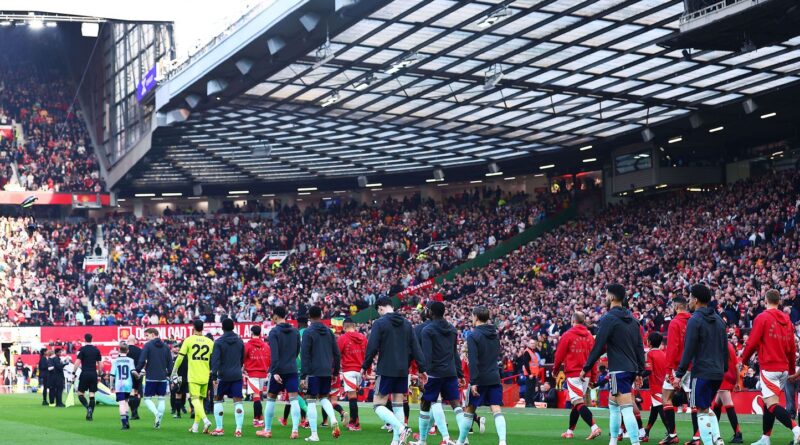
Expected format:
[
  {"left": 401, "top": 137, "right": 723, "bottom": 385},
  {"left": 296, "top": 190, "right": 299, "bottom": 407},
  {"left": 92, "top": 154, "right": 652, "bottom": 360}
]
[
  {"left": 552, "top": 284, "right": 800, "bottom": 445},
  {"left": 89, "top": 297, "right": 507, "bottom": 444}
]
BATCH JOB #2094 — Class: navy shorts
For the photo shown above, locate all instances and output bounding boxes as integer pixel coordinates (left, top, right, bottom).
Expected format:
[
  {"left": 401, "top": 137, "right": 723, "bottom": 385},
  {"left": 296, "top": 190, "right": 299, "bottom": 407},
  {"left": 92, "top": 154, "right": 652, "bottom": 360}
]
[
  {"left": 116, "top": 392, "right": 130, "bottom": 402},
  {"left": 217, "top": 380, "right": 244, "bottom": 398},
  {"left": 423, "top": 377, "right": 460, "bottom": 402},
  {"left": 267, "top": 373, "right": 299, "bottom": 395},
  {"left": 144, "top": 380, "right": 168, "bottom": 397},
  {"left": 690, "top": 378, "right": 721, "bottom": 409},
  {"left": 306, "top": 376, "right": 332, "bottom": 397},
  {"left": 609, "top": 372, "right": 636, "bottom": 396},
  {"left": 469, "top": 384, "right": 503, "bottom": 407},
  {"left": 375, "top": 375, "right": 408, "bottom": 396}
]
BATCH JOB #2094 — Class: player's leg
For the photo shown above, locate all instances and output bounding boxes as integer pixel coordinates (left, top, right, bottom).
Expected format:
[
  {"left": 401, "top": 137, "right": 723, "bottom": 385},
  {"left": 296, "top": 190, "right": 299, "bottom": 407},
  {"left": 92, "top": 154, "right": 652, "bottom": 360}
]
[
  {"left": 716, "top": 390, "right": 741, "bottom": 442},
  {"left": 317, "top": 381, "right": 341, "bottom": 438},
  {"left": 661, "top": 383, "right": 678, "bottom": 445},
  {"left": 415, "top": 378, "right": 436, "bottom": 445},
  {"left": 117, "top": 392, "right": 130, "bottom": 429},
  {"left": 456, "top": 404, "right": 476, "bottom": 445},
  {"left": 86, "top": 375, "right": 98, "bottom": 420},
  {"left": 143, "top": 380, "right": 159, "bottom": 420},
  {"left": 490, "top": 403, "right": 508, "bottom": 445},
  {"left": 343, "top": 371, "right": 361, "bottom": 429},
  {"left": 393, "top": 391, "right": 413, "bottom": 443},
  {"left": 212, "top": 382, "right": 225, "bottom": 434},
  {"left": 231, "top": 380, "right": 244, "bottom": 437},
  {"left": 692, "top": 378, "right": 722, "bottom": 445},
  {"left": 645, "top": 392, "right": 663, "bottom": 440},
  {"left": 616, "top": 373, "right": 640, "bottom": 445},
  {"left": 761, "top": 371, "right": 800, "bottom": 444},
  {"left": 189, "top": 382, "right": 212, "bottom": 433}
]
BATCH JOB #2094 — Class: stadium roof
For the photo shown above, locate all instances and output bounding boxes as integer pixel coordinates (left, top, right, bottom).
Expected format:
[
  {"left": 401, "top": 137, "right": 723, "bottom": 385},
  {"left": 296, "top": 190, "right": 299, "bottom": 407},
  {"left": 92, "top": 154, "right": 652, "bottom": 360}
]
[{"left": 129, "top": 0, "right": 800, "bottom": 192}]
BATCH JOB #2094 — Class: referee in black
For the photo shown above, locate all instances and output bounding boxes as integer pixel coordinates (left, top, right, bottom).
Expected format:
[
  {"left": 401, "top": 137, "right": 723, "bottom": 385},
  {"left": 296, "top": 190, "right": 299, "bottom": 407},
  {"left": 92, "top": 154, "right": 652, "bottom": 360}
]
[
  {"left": 75, "top": 333, "right": 102, "bottom": 421},
  {"left": 126, "top": 336, "right": 143, "bottom": 420}
]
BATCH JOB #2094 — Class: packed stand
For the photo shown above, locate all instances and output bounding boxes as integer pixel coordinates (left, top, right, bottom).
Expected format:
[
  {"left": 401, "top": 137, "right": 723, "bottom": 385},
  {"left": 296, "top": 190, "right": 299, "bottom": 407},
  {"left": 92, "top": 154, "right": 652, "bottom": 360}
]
[{"left": 0, "top": 188, "right": 551, "bottom": 326}]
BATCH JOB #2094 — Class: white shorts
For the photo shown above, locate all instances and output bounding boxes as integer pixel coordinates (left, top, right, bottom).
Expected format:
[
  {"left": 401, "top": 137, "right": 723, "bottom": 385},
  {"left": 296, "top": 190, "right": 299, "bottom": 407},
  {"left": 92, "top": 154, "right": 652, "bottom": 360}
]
[
  {"left": 340, "top": 371, "right": 362, "bottom": 393},
  {"left": 663, "top": 371, "right": 691, "bottom": 393},
  {"left": 245, "top": 377, "right": 267, "bottom": 395},
  {"left": 760, "top": 370, "right": 787, "bottom": 399},
  {"left": 565, "top": 376, "right": 589, "bottom": 402},
  {"left": 650, "top": 392, "right": 663, "bottom": 407}
]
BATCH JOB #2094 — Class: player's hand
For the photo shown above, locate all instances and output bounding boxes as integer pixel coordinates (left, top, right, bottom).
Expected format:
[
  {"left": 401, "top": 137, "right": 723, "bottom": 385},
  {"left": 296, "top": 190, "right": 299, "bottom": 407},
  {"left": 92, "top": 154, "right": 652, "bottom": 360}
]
[
  {"left": 634, "top": 376, "right": 643, "bottom": 388},
  {"left": 790, "top": 373, "right": 800, "bottom": 383},
  {"left": 674, "top": 370, "right": 686, "bottom": 379},
  {"left": 579, "top": 370, "right": 586, "bottom": 380},
  {"left": 274, "top": 374, "right": 283, "bottom": 385},
  {"left": 470, "top": 385, "right": 479, "bottom": 397},
  {"left": 420, "top": 372, "right": 428, "bottom": 385},
  {"left": 459, "top": 378, "right": 466, "bottom": 388},
  {"left": 301, "top": 378, "right": 308, "bottom": 391}
]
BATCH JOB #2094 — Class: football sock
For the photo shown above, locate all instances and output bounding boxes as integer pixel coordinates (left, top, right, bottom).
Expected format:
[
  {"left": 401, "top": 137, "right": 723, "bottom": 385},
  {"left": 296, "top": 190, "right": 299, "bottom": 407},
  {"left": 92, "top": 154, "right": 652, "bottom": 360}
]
[
  {"left": 763, "top": 404, "right": 775, "bottom": 436},
  {"left": 393, "top": 405, "right": 405, "bottom": 441},
  {"left": 89, "top": 397, "right": 95, "bottom": 410},
  {"left": 320, "top": 398, "right": 338, "bottom": 425},
  {"left": 192, "top": 398, "right": 207, "bottom": 422},
  {"left": 254, "top": 400, "right": 262, "bottom": 420},
  {"left": 432, "top": 402, "right": 450, "bottom": 439},
  {"left": 144, "top": 398, "right": 158, "bottom": 417},
  {"left": 234, "top": 402, "right": 244, "bottom": 431},
  {"left": 156, "top": 396, "right": 165, "bottom": 418},
  {"left": 621, "top": 403, "right": 640, "bottom": 445},
  {"left": 129, "top": 395, "right": 140, "bottom": 415},
  {"left": 214, "top": 400, "right": 224, "bottom": 430},
  {"left": 710, "top": 411, "right": 721, "bottom": 442},
  {"left": 769, "top": 404, "right": 798, "bottom": 430},
  {"left": 307, "top": 400, "right": 318, "bottom": 434},
  {"left": 698, "top": 412, "right": 714, "bottom": 445},
  {"left": 78, "top": 395, "right": 88, "bottom": 408},
  {"left": 419, "top": 410, "right": 431, "bottom": 443},
  {"left": 691, "top": 408, "right": 699, "bottom": 439},
  {"left": 712, "top": 402, "right": 722, "bottom": 420},
  {"left": 283, "top": 403, "right": 291, "bottom": 421},
  {"left": 290, "top": 397, "right": 301, "bottom": 432},
  {"left": 349, "top": 397, "right": 359, "bottom": 424},
  {"left": 494, "top": 412, "right": 507, "bottom": 442},
  {"left": 577, "top": 403, "right": 596, "bottom": 428},
  {"left": 609, "top": 400, "right": 621, "bottom": 444},
  {"left": 725, "top": 406, "right": 740, "bottom": 433},
  {"left": 403, "top": 402, "right": 410, "bottom": 425},
  {"left": 569, "top": 407, "right": 579, "bottom": 431},
  {"left": 663, "top": 404, "right": 676, "bottom": 435},
  {"left": 457, "top": 412, "right": 473, "bottom": 444},
  {"left": 263, "top": 397, "right": 276, "bottom": 432}
]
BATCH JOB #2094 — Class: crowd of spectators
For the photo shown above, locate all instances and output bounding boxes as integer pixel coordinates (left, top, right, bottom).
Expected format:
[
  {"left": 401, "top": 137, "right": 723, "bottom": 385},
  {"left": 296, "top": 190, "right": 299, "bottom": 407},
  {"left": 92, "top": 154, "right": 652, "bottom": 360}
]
[
  {"left": 406, "top": 171, "right": 800, "bottom": 385},
  {"left": 0, "top": 188, "right": 550, "bottom": 327},
  {"left": 0, "top": 62, "right": 104, "bottom": 192}
]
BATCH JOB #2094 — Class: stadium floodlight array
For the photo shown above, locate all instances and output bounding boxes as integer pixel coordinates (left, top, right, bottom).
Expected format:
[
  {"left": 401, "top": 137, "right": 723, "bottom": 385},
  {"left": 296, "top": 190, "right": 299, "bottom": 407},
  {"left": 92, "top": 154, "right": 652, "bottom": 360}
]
[
  {"left": 484, "top": 64, "right": 503, "bottom": 91},
  {"left": 320, "top": 91, "right": 340, "bottom": 107},
  {"left": 385, "top": 52, "right": 424, "bottom": 75}
]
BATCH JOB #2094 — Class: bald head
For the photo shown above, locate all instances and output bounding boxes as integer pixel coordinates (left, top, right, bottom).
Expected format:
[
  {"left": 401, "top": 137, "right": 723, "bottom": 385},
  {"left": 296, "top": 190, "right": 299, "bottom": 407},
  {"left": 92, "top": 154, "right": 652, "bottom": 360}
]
[{"left": 572, "top": 311, "right": 586, "bottom": 326}]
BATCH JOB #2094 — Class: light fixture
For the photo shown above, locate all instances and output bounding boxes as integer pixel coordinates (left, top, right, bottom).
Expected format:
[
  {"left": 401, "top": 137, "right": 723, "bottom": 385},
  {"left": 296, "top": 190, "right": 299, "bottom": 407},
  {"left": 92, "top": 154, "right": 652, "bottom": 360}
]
[
  {"left": 426, "top": 178, "right": 445, "bottom": 182},
  {"left": 668, "top": 136, "right": 682, "bottom": 144},
  {"left": 436, "top": 183, "right": 448, "bottom": 187},
  {"left": 485, "top": 172, "right": 503, "bottom": 177},
  {"left": 534, "top": 174, "right": 544, "bottom": 177},
  {"left": 297, "top": 187, "right": 318, "bottom": 192},
  {"left": 371, "top": 188, "right": 383, "bottom": 191},
  {"left": 207, "top": 79, "right": 229, "bottom": 96},
  {"left": 772, "top": 150, "right": 784, "bottom": 157},
  {"left": 322, "top": 197, "right": 332, "bottom": 201},
  {"left": 29, "top": 19, "right": 44, "bottom": 29},
  {"left": 262, "top": 194, "right": 276, "bottom": 197},
  {"left": 45, "top": 21, "right": 57, "bottom": 27},
  {"left": 334, "top": 190, "right": 347, "bottom": 194},
  {"left": 313, "top": 38, "right": 334, "bottom": 68},
  {"left": 0, "top": 20, "right": 11, "bottom": 26},
  {"left": 117, "top": 198, "right": 126, "bottom": 202},
  {"left": 470, "top": 180, "right": 483, "bottom": 184},
  {"left": 81, "top": 22, "right": 99, "bottom": 37},
  {"left": 504, "top": 177, "right": 516, "bottom": 180},
  {"left": 708, "top": 126, "right": 724, "bottom": 133},
  {"left": 162, "top": 192, "right": 183, "bottom": 197},
  {"left": 656, "top": 184, "right": 668, "bottom": 189},
  {"left": 477, "top": 6, "right": 512, "bottom": 28},
  {"left": 298, "top": 192, "right": 311, "bottom": 196},
  {"left": 579, "top": 145, "right": 592, "bottom": 151},
  {"left": 582, "top": 158, "right": 597, "bottom": 163},
  {"left": 385, "top": 52, "right": 424, "bottom": 74},
  {"left": 634, "top": 188, "right": 644, "bottom": 193},
  {"left": 641, "top": 128, "right": 655, "bottom": 142},
  {"left": 235, "top": 58, "right": 254, "bottom": 75},
  {"left": 228, "top": 190, "right": 249, "bottom": 195},
  {"left": 539, "top": 164, "right": 555, "bottom": 170},
  {"left": 403, "top": 186, "right": 414, "bottom": 189},
  {"left": 742, "top": 98, "right": 758, "bottom": 114},
  {"left": 366, "top": 183, "right": 382, "bottom": 187},
  {"left": 761, "top": 112, "right": 777, "bottom": 119},
  {"left": 266, "top": 36, "right": 286, "bottom": 55},
  {"left": 321, "top": 91, "right": 340, "bottom": 107},
  {"left": 151, "top": 197, "right": 164, "bottom": 201},
  {"left": 484, "top": 64, "right": 503, "bottom": 90},
  {"left": 687, "top": 187, "right": 703, "bottom": 192},
  {"left": 353, "top": 73, "right": 376, "bottom": 91},
  {"left": 188, "top": 197, "right": 203, "bottom": 200},
  {"left": 134, "top": 193, "right": 155, "bottom": 197},
  {"left": 226, "top": 195, "right": 243, "bottom": 199}
]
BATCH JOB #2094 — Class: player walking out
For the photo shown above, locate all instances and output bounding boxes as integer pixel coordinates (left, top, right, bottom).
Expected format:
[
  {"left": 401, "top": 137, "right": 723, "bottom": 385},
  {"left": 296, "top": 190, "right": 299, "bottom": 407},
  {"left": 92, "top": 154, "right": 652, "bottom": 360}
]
[
  {"left": 660, "top": 297, "right": 694, "bottom": 445},
  {"left": 245, "top": 324, "right": 271, "bottom": 428},
  {"left": 338, "top": 317, "right": 366, "bottom": 431},
  {"left": 456, "top": 306, "right": 507, "bottom": 445},
  {"left": 75, "top": 333, "right": 102, "bottom": 421},
  {"left": 414, "top": 303, "right": 455, "bottom": 444},
  {"left": 554, "top": 311, "right": 602, "bottom": 440},
  {"left": 582, "top": 284, "right": 646, "bottom": 445},
  {"left": 361, "top": 297, "right": 424, "bottom": 445},
  {"left": 712, "top": 341, "right": 742, "bottom": 443},
  {"left": 111, "top": 343, "right": 136, "bottom": 430},
  {"left": 411, "top": 301, "right": 463, "bottom": 445},
  {"left": 210, "top": 318, "right": 246, "bottom": 437},
  {"left": 674, "top": 284, "right": 728, "bottom": 445},
  {"left": 645, "top": 332, "right": 668, "bottom": 441},
  {"left": 301, "top": 306, "right": 343, "bottom": 442},
  {"left": 126, "top": 336, "right": 143, "bottom": 420},
  {"left": 257, "top": 306, "right": 302, "bottom": 439},
  {"left": 172, "top": 319, "right": 215, "bottom": 434},
  {"left": 741, "top": 289, "right": 800, "bottom": 445},
  {"left": 137, "top": 327, "right": 173, "bottom": 429}
]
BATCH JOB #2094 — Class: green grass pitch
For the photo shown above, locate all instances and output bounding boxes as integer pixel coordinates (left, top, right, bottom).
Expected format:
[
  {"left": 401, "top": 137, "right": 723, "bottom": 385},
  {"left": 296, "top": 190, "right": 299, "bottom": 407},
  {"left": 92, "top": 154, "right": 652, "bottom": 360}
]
[{"left": 1, "top": 394, "right": 792, "bottom": 445}]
